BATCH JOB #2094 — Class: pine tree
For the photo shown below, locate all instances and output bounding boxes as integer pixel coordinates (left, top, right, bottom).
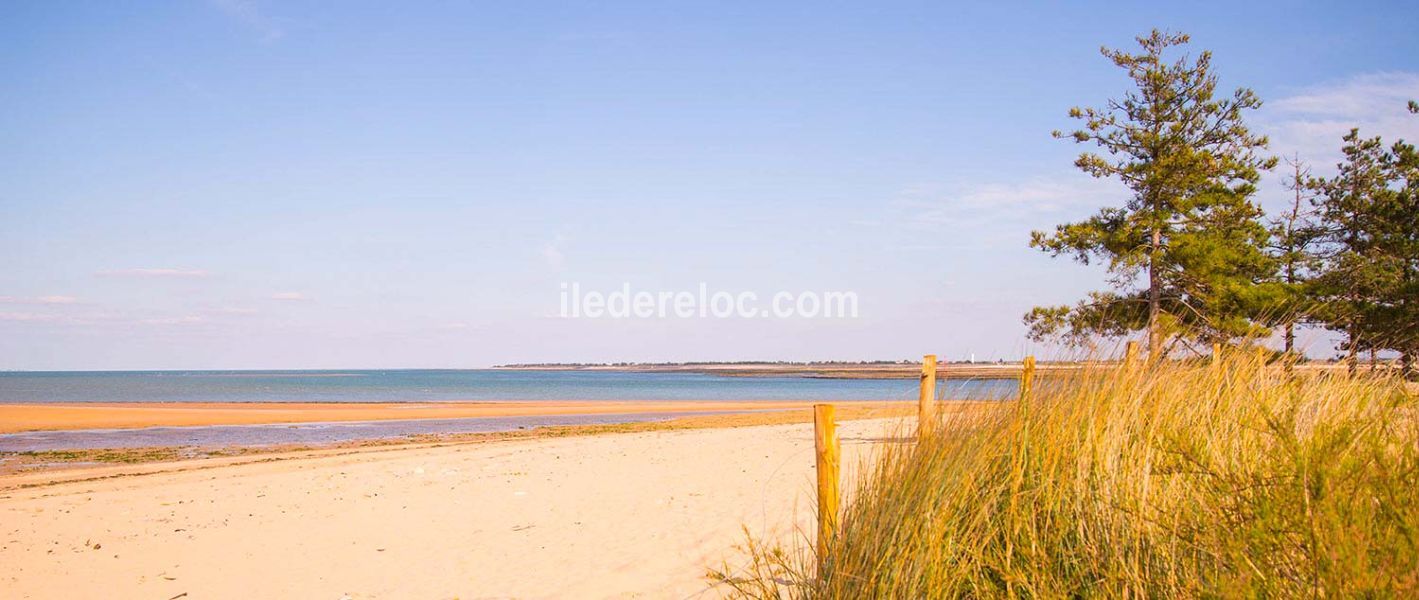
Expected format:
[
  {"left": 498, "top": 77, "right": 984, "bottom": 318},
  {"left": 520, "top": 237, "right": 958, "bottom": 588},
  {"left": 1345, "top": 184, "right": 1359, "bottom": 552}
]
[
  {"left": 1308, "top": 104, "right": 1419, "bottom": 379},
  {"left": 1267, "top": 154, "right": 1323, "bottom": 355},
  {"left": 1376, "top": 106, "right": 1418, "bottom": 377},
  {"left": 1026, "top": 30, "right": 1277, "bottom": 357},
  {"left": 1308, "top": 130, "right": 1391, "bottom": 370}
]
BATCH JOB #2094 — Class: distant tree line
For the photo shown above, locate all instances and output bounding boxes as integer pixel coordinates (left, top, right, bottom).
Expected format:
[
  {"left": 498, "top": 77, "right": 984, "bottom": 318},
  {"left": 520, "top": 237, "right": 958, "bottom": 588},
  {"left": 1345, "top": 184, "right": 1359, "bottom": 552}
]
[{"left": 1026, "top": 30, "right": 1419, "bottom": 378}]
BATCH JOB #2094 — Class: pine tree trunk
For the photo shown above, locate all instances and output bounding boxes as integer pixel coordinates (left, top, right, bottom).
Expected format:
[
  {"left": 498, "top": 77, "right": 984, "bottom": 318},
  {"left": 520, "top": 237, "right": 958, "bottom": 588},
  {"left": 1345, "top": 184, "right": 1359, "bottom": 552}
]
[
  {"left": 1284, "top": 261, "right": 1296, "bottom": 354},
  {"left": 1404, "top": 266, "right": 1414, "bottom": 379},
  {"left": 1346, "top": 328, "right": 1358, "bottom": 375},
  {"left": 1148, "top": 228, "right": 1161, "bottom": 359}
]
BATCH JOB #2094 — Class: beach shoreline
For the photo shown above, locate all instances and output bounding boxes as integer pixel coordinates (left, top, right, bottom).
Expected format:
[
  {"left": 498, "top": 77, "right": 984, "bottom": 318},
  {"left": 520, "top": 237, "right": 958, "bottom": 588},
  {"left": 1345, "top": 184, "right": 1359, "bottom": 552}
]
[{"left": 0, "top": 402, "right": 928, "bottom": 482}]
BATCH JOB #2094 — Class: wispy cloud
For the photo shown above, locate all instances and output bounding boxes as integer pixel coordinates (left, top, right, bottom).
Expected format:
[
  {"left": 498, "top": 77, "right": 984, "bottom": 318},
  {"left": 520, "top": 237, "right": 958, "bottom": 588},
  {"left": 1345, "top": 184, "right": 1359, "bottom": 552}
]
[
  {"left": 206, "top": 306, "right": 259, "bottom": 316},
  {"left": 139, "top": 316, "right": 208, "bottom": 326},
  {"left": 270, "top": 291, "right": 311, "bottom": 301},
  {"left": 0, "top": 310, "right": 113, "bottom": 325},
  {"left": 893, "top": 176, "right": 1125, "bottom": 229},
  {"left": 0, "top": 308, "right": 233, "bottom": 328},
  {"left": 0, "top": 311, "right": 61, "bottom": 323},
  {"left": 1270, "top": 73, "right": 1419, "bottom": 118},
  {"left": 97, "top": 268, "right": 210, "bottom": 279},
  {"left": 208, "top": 0, "right": 284, "bottom": 42},
  {"left": 0, "top": 295, "right": 79, "bottom": 305},
  {"left": 542, "top": 234, "right": 568, "bottom": 268},
  {"left": 1263, "top": 72, "right": 1419, "bottom": 170}
]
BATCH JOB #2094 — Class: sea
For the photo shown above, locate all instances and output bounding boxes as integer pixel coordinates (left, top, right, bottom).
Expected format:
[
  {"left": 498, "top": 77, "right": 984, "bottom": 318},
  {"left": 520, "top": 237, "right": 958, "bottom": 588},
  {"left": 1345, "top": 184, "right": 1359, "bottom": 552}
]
[
  {"left": 0, "top": 370, "right": 1017, "bottom": 452},
  {"left": 0, "top": 369, "right": 1015, "bottom": 404}
]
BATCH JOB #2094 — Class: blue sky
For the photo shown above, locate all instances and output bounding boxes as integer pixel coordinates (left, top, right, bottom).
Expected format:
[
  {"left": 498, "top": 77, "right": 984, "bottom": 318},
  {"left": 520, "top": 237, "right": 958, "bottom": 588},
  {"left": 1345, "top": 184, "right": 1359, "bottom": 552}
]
[{"left": 3, "top": 1, "right": 1418, "bottom": 369}]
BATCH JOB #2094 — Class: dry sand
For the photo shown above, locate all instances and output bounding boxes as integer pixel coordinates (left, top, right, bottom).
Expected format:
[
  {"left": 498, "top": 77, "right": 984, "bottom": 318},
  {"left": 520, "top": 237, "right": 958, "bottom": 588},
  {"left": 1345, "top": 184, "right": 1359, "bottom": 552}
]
[
  {"left": 0, "top": 400, "right": 892, "bottom": 434},
  {"left": 0, "top": 416, "right": 908, "bottom": 599}
]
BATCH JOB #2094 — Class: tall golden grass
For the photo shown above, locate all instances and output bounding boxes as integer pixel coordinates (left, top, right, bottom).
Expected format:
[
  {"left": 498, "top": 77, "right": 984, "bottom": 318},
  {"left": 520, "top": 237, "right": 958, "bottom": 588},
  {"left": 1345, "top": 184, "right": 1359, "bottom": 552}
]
[{"left": 716, "top": 355, "right": 1419, "bottom": 597}]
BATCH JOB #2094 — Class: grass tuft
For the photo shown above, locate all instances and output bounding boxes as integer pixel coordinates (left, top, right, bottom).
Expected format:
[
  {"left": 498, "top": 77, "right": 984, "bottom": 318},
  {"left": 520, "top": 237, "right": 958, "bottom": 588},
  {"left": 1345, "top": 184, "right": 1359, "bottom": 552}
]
[{"left": 716, "top": 356, "right": 1419, "bottom": 598}]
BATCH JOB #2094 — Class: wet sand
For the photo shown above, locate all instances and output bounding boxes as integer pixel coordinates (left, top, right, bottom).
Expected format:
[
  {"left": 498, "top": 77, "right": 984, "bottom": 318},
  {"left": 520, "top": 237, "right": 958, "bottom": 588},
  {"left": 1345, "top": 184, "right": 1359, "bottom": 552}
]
[
  {"left": 0, "top": 400, "right": 891, "bottom": 434},
  {"left": 0, "top": 415, "right": 910, "bottom": 598},
  {"left": 0, "top": 402, "right": 926, "bottom": 485},
  {"left": 1, "top": 411, "right": 778, "bottom": 452}
]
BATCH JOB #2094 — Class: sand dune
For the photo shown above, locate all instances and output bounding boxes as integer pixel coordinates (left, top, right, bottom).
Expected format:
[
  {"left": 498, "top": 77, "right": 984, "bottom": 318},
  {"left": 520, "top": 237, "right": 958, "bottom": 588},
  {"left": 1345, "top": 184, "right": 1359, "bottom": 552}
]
[{"left": 0, "top": 417, "right": 902, "bottom": 599}]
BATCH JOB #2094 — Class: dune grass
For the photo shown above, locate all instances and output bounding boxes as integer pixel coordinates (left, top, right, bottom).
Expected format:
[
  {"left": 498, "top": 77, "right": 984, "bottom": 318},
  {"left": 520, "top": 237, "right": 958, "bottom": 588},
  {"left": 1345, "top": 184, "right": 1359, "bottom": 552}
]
[{"left": 715, "top": 356, "right": 1419, "bottom": 598}]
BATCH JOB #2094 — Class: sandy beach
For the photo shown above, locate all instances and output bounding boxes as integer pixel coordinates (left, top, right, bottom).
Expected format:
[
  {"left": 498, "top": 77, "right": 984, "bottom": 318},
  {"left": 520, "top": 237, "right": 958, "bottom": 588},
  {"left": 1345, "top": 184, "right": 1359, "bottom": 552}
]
[{"left": 0, "top": 416, "right": 905, "bottom": 599}]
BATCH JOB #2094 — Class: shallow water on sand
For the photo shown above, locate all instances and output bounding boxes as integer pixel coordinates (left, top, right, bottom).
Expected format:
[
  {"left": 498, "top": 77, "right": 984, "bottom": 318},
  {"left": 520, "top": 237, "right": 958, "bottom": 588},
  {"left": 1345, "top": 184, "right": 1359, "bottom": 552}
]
[
  {"left": 0, "top": 370, "right": 1017, "bottom": 403},
  {"left": 0, "top": 410, "right": 757, "bottom": 452}
]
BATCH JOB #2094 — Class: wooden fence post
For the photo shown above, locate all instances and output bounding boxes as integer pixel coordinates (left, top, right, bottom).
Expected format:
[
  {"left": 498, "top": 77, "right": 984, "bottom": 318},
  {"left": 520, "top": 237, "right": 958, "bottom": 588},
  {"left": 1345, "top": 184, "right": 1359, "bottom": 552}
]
[
  {"left": 1255, "top": 346, "right": 1269, "bottom": 385},
  {"left": 814, "top": 404, "right": 840, "bottom": 568},
  {"left": 1020, "top": 355, "right": 1036, "bottom": 401},
  {"left": 1124, "top": 341, "right": 1140, "bottom": 368},
  {"left": 919, "top": 354, "right": 936, "bottom": 433}
]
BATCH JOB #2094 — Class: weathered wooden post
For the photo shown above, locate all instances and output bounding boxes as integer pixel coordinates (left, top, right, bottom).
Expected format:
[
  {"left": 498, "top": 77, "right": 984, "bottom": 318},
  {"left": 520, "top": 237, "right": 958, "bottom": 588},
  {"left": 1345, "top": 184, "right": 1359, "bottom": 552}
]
[
  {"left": 1020, "top": 355, "right": 1036, "bottom": 401},
  {"left": 814, "top": 404, "right": 840, "bottom": 568},
  {"left": 918, "top": 354, "right": 936, "bottom": 433},
  {"left": 1255, "top": 346, "right": 1269, "bottom": 385},
  {"left": 1124, "top": 340, "right": 1140, "bottom": 368}
]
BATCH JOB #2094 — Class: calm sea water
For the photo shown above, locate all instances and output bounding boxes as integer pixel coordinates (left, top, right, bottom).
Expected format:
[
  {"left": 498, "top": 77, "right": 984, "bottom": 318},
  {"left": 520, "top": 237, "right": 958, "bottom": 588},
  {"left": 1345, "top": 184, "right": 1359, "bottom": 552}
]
[
  {"left": 0, "top": 371, "right": 1017, "bottom": 451},
  {"left": 0, "top": 370, "right": 1017, "bottom": 404}
]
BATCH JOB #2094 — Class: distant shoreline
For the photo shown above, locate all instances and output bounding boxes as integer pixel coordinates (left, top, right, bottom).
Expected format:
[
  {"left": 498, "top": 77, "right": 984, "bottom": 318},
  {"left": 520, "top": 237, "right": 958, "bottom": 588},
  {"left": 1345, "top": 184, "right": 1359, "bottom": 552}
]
[
  {"left": 494, "top": 360, "right": 1359, "bottom": 379},
  {"left": 495, "top": 361, "right": 1071, "bottom": 380}
]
